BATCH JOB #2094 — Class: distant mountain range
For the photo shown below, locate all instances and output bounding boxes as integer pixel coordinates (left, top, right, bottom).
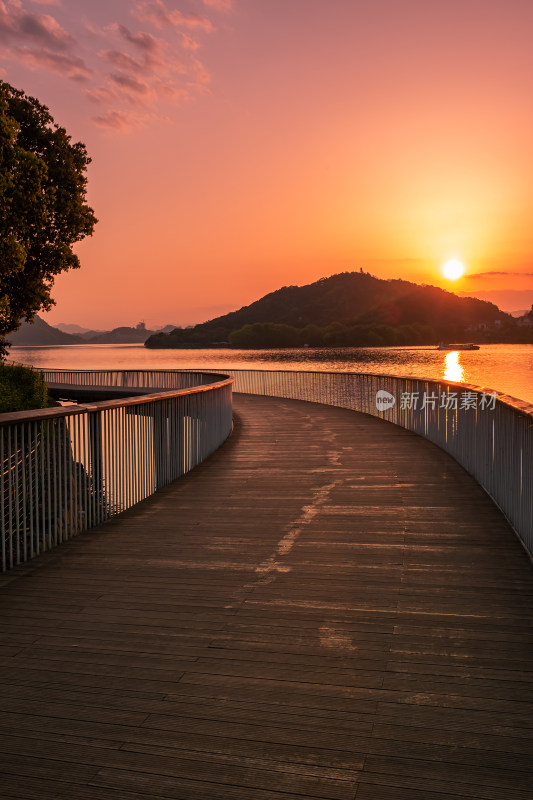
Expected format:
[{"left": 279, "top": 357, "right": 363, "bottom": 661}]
[
  {"left": 146, "top": 271, "right": 517, "bottom": 348},
  {"left": 7, "top": 273, "right": 533, "bottom": 350},
  {"left": 55, "top": 323, "right": 105, "bottom": 337},
  {"left": 8, "top": 318, "right": 178, "bottom": 347}
]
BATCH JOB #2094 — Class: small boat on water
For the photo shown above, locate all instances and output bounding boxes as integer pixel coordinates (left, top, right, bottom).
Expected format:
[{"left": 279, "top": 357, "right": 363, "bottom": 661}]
[{"left": 437, "top": 343, "right": 480, "bottom": 351}]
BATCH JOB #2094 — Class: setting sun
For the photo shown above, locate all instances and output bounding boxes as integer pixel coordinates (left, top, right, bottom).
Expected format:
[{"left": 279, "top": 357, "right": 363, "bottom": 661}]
[{"left": 442, "top": 259, "right": 466, "bottom": 281}]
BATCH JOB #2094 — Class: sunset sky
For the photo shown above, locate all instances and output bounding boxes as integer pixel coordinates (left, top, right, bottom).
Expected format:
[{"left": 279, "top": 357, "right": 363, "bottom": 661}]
[{"left": 3, "top": 0, "right": 533, "bottom": 328}]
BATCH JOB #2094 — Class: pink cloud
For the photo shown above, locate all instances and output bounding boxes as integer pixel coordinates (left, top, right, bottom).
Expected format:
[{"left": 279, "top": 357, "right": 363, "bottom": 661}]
[
  {"left": 92, "top": 107, "right": 163, "bottom": 131},
  {"left": 18, "top": 13, "right": 73, "bottom": 47},
  {"left": 13, "top": 45, "right": 92, "bottom": 80},
  {"left": 114, "top": 23, "right": 160, "bottom": 53},
  {"left": 133, "top": 0, "right": 213, "bottom": 33},
  {"left": 92, "top": 109, "right": 134, "bottom": 130},
  {"left": 0, "top": 0, "right": 91, "bottom": 80},
  {"left": 93, "top": 20, "right": 208, "bottom": 110},
  {"left": 0, "top": 2, "right": 225, "bottom": 129},
  {"left": 99, "top": 40, "right": 167, "bottom": 76},
  {"left": 82, "top": 17, "right": 100, "bottom": 36},
  {"left": 101, "top": 49, "right": 146, "bottom": 74},
  {"left": 102, "top": 26, "right": 177, "bottom": 80},
  {"left": 109, "top": 71, "right": 150, "bottom": 96},
  {"left": 181, "top": 33, "right": 199, "bottom": 51},
  {"left": 0, "top": 1, "right": 74, "bottom": 50},
  {"left": 85, "top": 85, "right": 120, "bottom": 105}
]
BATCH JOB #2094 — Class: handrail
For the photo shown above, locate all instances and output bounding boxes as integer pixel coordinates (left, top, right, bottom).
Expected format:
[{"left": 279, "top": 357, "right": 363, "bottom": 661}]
[
  {"left": 6, "top": 367, "right": 531, "bottom": 567},
  {"left": 1, "top": 371, "right": 234, "bottom": 572},
  {"left": 0, "top": 372, "right": 233, "bottom": 424},
  {"left": 41, "top": 366, "right": 533, "bottom": 419}
]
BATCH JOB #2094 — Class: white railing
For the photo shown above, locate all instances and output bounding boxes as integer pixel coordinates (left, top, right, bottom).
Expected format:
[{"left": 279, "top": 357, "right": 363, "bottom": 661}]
[
  {"left": 1, "top": 372, "right": 233, "bottom": 572},
  {"left": 40, "top": 368, "right": 533, "bottom": 559}
]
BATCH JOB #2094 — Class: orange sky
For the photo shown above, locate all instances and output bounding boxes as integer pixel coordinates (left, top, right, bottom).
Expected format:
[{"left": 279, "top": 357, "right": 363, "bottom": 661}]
[{"left": 3, "top": 0, "right": 533, "bottom": 328}]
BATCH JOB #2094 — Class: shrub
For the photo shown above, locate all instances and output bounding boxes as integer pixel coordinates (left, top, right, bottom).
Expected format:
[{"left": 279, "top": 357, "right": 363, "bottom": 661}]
[{"left": 0, "top": 363, "right": 48, "bottom": 413}]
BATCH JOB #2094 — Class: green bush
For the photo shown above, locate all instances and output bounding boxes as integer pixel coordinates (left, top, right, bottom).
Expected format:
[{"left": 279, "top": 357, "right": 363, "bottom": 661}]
[{"left": 0, "top": 364, "right": 48, "bottom": 413}]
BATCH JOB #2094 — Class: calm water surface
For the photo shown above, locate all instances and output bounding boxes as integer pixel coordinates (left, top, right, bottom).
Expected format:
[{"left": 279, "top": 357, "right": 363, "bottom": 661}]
[{"left": 10, "top": 343, "right": 533, "bottom": 404}]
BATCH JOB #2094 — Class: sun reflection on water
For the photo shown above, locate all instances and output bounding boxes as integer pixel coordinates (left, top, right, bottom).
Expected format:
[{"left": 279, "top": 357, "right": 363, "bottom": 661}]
[
  {"left": 9, "top": 343, "right": 533, "bottom": 402},
  {"left": 443, "top": 351, "right": 464, "bottom": 383}
]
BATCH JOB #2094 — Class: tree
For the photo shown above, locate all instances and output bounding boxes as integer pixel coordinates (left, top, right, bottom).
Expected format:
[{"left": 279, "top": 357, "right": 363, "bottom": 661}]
[{"left": 0, "top": 81, "right": 97, "bottom": 357}]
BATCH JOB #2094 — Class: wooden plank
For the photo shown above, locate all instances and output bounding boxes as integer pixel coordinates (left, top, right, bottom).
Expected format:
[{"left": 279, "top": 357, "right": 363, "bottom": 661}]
[{"left": 0, "top": 394, "right": 532, "bottom": 798}]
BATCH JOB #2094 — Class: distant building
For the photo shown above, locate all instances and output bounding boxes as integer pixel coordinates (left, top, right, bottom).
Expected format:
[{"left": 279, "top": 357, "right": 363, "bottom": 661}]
[
  {"left": 467, "top": 319, "right": 502, "bottom": 333},
  {"left": 136, "top": 321, "right": 146, "bottom": 330}
]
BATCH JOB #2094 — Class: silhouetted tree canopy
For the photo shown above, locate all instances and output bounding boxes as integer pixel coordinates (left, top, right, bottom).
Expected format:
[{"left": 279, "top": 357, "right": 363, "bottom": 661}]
[{"left": 0, "top": 81, "right": 97, "bottom": 357}]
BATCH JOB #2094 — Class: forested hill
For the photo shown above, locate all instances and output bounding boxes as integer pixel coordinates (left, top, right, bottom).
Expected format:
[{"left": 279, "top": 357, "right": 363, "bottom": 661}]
[{"left": 146, "top": 272, "right": 511, "bottom": 348}]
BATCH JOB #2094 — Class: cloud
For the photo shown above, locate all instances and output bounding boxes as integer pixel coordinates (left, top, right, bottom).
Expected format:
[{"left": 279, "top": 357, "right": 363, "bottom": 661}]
[
  {"left": 133, "top": 0, "right": 214, "bottom": 32},
  {"left": 13, "top": 45, "right": 92, "bottom": 80},
  {"left": 466, "top": 271, "right": 533, "bottom": 279},
  {"left": 90, "top": 19, "right": 209, "bottom": 113},
  {"left": 181, "top": 33, "right": 199, "bottom": 50},
  {"left": 1, "top": 1, "right": 225, "bottom": 130},
  {"left": 101, "top": 48, "right": 146, "bottom": 74},
  {"left": 92, "top": 109, "right": 135, "bottom": 130},
  {"left": 92, "top": 107, "right": 163, "bottom": 131},
  {"left": 18, "top": 13, "right": 72, "bottom": 47},
  {"left": 99, "top": 37, "right": 168, "bottom": 76},
  {"left": 114, "top": 23, "right": 160, "bottom": 53},
  {"left": 85, "top": 85, "right": 120, "bottom": 105},
  {"left": 81, "top": 17, "right": 100, "bottom": 37},
  {"left": 109, "top": 71, "right": 150, "bottom": 96},
  {"left": 0, "top": 0, "right": 92, "bottom": 80},
  {"left": 0, "top": 1, "right": 73, "bottom": 49}
]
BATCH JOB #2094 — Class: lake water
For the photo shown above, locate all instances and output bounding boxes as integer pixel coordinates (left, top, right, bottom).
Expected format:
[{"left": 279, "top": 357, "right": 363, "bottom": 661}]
[{"left": 9, "top": 343, "right": 533, "bottom": 404}]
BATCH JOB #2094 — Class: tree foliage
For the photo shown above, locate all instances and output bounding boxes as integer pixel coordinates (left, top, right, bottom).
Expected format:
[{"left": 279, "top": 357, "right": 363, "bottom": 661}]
[
  {"left": 0, "top": 81, "right": 97, "bottom": 356},
  {"left": 226, "top": 321, "right": 438, "bottom": 348},
  {"left": 0, "top": 362, "right": 47, "bottom": 412}
]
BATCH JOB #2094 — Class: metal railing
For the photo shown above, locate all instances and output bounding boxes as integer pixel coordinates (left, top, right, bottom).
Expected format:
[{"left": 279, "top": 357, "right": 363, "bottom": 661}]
[
  {"left": 22, "top": 367, "right": 533, "bottom": 562},
  {"left": 41, "top": 368, "right": 533, "bottom": 558},
  {"left": 1, "top": 372, "right": 233, "bottom": 572}
]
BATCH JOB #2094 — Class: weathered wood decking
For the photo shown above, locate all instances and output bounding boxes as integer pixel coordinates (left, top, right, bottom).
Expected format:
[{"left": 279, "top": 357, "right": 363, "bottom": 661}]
[{"left": 0, "top": 394, "right": 532, "bottom": 799}]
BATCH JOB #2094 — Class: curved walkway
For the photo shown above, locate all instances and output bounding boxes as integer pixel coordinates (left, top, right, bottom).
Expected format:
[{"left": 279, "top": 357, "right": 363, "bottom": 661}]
[{"left": 0, "top": 395, "right": 532, "bottom": 800}]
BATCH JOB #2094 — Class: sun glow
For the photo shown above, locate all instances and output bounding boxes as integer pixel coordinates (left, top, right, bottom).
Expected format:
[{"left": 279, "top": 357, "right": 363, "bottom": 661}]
[
  {"left": 442, "top": 259, "right": 465, "bottom": 281},
  {"left": 443, "top": 351, "right": 465, "bottom": 383}
]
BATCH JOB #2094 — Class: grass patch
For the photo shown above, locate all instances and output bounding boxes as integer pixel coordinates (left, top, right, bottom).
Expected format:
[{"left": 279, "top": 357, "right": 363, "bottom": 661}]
[{"left": 0, "top": 363, "right": 48, "bottom": 413}]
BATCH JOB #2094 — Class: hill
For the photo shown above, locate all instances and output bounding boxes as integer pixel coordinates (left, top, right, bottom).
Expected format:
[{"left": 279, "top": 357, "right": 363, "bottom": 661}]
[
  {"left": 55, "top": 323, "right": 104, "bottom": 336},
  {"left": 145, "top": 271, "right": 510, "bottom": 349},
  {"left": 86, "top": 326, "right": 156, "bottom": 344},
  {"left": 8, "top": 316, "right": 83, "bottom": 346},
  {"left": 8, "top": 319, "right": 164, "bottom": 347}
]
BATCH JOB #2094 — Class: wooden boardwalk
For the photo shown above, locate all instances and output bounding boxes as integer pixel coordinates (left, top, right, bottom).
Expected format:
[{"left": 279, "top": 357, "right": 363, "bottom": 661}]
[{"left": 0, "top": 394, "right": 532, "bottom": 800}]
